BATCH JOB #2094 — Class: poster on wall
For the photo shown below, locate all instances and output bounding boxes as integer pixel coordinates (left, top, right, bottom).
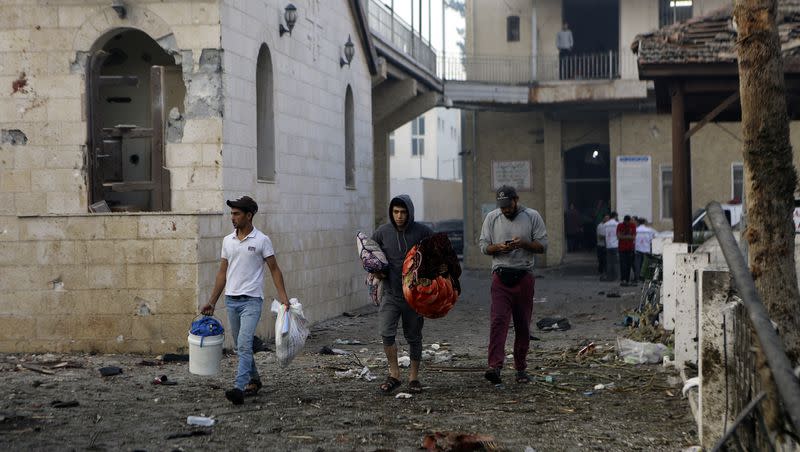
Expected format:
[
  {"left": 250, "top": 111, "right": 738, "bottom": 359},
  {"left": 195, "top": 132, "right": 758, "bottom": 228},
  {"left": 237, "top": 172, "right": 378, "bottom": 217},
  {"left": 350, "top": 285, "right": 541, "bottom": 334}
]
[
  {"left": 616, "top": 156, "right": 652, "bottom": 220},
  {"left": 492, "top": 160, "right": 532, "bottom": 190}
]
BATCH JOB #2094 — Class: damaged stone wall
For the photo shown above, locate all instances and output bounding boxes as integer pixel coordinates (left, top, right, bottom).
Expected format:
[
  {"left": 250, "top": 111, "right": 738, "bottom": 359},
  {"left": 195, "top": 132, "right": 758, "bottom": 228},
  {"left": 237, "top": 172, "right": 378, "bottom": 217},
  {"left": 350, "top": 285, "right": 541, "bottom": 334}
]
[{"left": 0, "top": 1, "right": 224, "bottom": 353}]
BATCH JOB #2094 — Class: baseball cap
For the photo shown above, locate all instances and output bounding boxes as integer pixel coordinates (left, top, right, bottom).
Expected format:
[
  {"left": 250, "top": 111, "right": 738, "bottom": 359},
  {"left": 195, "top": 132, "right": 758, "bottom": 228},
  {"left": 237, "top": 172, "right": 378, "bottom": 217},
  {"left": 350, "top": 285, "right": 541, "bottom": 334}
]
[
  {"left": 496, "top": 185, "right": 517, "bottom": 208},
  {"left": 226, "top": 195, "right": 258, "bottom": 214}
]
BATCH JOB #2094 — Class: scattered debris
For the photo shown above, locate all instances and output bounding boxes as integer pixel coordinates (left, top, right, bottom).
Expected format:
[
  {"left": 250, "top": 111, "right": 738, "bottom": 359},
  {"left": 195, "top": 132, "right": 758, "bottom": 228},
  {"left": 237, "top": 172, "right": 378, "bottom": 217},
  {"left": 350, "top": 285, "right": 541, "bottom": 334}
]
[
  {"left": 529, "top": 335, "right": 541, "bottom": 341},
  {"left": 682, "top": 377, "right": 700, "bottom": 397},
  {"left": 430, "top": 343, "right": 441, "bottom": 350},
  {"left": 152, "top": 375, "right": 177, "bottom": 386},
  {"left": 161, "top": 354, "right": 189, "bottom": 362},
  {"left": 166, "top": 430, "right": 210, "bottom": 440},
  {"left": 334, "top": 366, "right": 376, "bottom": 382},
  {"left": 398, "top": 356, "right": 411, "bottom": 368},
  {"left": 606, "top": 292, "right": 621, "bottom": 298},
  {"left": 422, "top": 432, "right": 499, "bottom": 451},
  {"left": 536, "top": 317, "right": 571, "bottom": 331},
  {"left": 319, "top": 346, "right": 351, "bottom": 356},
  {"left": 533, "top": 297, "right": 548, "bottom": 303},
  {"left": 616, "top": 338, "right": 668, "bottom": 364},
  {"left": 18, "top": 364, "right": 55, "bottom": 375},
  {"left": 186, "top": 415, "right": 215, "bottom": 426},
  {"left": 333, "top": 339, "right": 363, "bottom": 345},
  {"left": 342, "top": 312, "right": 358, "bottom": 318},
  {"left": 395, "top": 392, "right": 412, "bottom": 399},
  {"left": 138, "top": 360, "right": 160, "bottom": 366},
  {"left": 98, "top": 366, "right": 123, "bottom": 377},
  {"left": 576, "top": 342, "right": 596, "bottom": 359},
  {"left": 50, "top": 400, "right": 79, "bottom": 408}
]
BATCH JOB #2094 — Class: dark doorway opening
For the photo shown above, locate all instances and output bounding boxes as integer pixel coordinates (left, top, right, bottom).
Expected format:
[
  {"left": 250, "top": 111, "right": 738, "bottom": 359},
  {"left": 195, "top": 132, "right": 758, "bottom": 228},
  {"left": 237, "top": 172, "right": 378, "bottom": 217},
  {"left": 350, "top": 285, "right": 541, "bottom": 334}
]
[
  {"left": 564, "top": 143, "right": 611, "bottom": 252},
  {"left": 562, "top": 0, "right": 619, "bottom": 55}
]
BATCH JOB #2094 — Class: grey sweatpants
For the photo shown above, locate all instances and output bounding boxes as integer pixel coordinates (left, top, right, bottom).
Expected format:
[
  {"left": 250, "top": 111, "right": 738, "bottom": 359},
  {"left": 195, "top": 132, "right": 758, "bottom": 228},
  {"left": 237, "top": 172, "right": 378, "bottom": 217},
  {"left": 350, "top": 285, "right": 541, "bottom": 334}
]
[{"left": 379, "top": 294, "right": 424, "bottom": 361}]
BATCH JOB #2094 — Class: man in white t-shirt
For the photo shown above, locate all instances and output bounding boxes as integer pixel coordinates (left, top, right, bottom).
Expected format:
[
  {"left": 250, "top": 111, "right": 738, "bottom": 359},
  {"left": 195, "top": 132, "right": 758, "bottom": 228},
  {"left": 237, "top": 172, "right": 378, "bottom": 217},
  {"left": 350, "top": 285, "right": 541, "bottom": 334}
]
[
  {"left": 596, "top": 214, "right": 609, "bottom": 276},
  {"left": 634, "top": 218, "right": 657, "bottom": 281},
  {"left": 200, "top": 196, "right": 290, "bottom": 405},
  {"left": 603, "top": 211, "right": 619, "bottom": 281}
]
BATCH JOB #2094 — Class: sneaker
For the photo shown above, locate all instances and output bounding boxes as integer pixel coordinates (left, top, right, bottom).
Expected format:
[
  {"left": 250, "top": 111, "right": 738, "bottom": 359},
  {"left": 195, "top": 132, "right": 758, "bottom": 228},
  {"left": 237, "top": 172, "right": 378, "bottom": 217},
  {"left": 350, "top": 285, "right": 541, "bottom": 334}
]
[
  {"left": 225, "top": 388, "right": 244, "bottom": 405},
  {"left": 484, "top": 368, "right": 502, "bottom": 385}
]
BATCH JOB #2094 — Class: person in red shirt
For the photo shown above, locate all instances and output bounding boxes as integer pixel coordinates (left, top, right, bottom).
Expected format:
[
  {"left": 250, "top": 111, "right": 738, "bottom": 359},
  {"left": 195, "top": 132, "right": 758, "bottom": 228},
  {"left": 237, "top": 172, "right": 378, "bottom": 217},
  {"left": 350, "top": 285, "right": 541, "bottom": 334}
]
[{"left": 616, "top": 215, "right": 637, "bottom": 286}]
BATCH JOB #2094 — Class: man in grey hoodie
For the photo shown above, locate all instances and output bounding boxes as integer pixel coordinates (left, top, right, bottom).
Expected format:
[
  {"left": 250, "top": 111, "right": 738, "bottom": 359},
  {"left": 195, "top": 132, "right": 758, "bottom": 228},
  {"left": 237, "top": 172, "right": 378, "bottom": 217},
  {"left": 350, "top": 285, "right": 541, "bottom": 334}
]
[{"left": 371, "top": 195, "right": 433, "bottom": 394}]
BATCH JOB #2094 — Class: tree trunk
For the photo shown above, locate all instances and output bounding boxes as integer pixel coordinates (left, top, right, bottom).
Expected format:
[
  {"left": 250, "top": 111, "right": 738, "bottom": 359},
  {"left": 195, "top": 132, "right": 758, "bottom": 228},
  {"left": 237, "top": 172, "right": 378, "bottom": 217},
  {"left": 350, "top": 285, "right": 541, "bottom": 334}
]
[{"left": 735, "top": 0, "right": 800, "bottom": 433}]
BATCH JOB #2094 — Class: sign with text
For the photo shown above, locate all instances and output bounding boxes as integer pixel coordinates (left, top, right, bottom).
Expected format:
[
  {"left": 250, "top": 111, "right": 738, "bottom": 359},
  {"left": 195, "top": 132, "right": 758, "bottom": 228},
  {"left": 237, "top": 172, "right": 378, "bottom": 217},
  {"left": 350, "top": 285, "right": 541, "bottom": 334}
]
[
  {"left": 616, "top": 155, "right": 652, "bottom": 220},
  {"left": 492, "top": 160, "right": 532, "bottom": 190}
]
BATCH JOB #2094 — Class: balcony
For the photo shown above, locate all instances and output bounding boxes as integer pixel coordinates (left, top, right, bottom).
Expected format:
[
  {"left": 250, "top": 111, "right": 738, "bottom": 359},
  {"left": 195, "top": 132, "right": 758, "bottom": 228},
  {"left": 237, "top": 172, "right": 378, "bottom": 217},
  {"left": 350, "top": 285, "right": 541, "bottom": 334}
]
[
  {"left": 442, "top": 50, "right": 648, "bottom": 106},
  {"left": 440, "top": 51, "right": 640, "bottom": 84},
  {"left": 365, "top": 0, "right": 437, "bottom": 76}
]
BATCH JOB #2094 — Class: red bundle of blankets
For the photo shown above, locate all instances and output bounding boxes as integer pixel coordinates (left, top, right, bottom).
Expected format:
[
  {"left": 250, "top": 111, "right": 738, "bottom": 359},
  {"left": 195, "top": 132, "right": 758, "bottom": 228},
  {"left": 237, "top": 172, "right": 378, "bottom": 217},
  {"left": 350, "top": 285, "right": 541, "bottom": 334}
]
[{"left": 402, "top": 233, "right": 462, "bottom": 318}]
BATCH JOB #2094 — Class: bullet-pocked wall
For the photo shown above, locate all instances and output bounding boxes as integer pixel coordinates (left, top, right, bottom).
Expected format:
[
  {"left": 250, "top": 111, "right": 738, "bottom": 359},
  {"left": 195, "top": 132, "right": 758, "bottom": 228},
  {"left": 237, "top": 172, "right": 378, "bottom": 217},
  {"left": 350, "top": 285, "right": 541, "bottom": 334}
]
[{"left": 0, "top": 1, "right": 374, "bottom": 353}]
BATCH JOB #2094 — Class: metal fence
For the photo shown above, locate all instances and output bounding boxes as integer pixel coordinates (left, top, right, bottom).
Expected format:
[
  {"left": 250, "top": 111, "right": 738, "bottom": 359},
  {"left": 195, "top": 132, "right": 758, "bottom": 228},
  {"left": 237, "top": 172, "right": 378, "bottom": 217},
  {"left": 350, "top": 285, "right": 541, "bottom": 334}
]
[
  {"left": 365, "top": 0, "right": 437, "bottom": 75},
  {"left": 440, "top": 51, "right": 640, "bottom": 84}
]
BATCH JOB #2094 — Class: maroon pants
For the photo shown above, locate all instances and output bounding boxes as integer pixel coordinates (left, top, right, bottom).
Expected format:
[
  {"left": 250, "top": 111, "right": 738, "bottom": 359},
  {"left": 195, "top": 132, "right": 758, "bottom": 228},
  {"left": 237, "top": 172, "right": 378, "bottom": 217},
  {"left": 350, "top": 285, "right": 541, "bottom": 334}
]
[{"left": 488, "top": 272, "right": 534, "bottom": 371}]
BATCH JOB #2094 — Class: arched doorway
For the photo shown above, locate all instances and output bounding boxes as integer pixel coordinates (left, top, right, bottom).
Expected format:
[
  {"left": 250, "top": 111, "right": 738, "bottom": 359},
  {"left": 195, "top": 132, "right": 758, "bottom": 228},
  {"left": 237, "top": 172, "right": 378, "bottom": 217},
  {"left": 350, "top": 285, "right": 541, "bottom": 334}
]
[
  {"left": 87, "top": 28, "right": 185, "bottom": 211},
  {"left": 563, "top": 143, "right": 610, "bottom": 251}
]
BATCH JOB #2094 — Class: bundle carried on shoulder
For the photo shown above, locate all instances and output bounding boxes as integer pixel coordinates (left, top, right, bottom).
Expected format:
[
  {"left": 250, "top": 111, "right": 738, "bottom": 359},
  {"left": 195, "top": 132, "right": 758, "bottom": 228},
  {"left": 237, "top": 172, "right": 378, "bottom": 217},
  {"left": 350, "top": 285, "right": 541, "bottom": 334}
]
[
  {"left": 356, "top": 231, "right": 388, "bottom": 305},
  {"left": 402, "top": 232, "right": 462, "bottom": 319}
]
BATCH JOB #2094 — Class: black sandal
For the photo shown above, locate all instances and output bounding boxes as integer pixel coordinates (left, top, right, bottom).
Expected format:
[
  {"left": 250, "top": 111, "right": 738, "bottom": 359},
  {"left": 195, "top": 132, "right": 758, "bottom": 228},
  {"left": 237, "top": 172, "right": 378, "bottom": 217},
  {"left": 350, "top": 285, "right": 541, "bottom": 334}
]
[
  {"left": 244, "top": 378, "right": 262, "bottom": 396},
  {"left": 408, "top": 380, "right": 423, "bottom": 394},
  {"left": 515, "top": 371, "right": 531, "bottom": 384},
  {"left": 379, "top": 376, "right": 402, "bottom": 394},
  {"left": 484, "top": 368, "right": 502, "bottom": 385}
]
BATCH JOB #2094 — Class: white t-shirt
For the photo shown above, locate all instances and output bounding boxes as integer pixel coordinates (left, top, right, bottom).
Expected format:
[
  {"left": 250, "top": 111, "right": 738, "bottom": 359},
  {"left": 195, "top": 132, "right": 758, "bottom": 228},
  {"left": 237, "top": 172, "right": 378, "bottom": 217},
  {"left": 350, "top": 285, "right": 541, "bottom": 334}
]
[
  {"left": 635, "top": 225, "right": 657, "bottom": 253},
  {"left": 596, "top": 221, "right": 607, "bottom": 247},
  {"left": 604, "top": 219, "right": 619, "bottom": 249},
  {"left": 221, "top": 228, "right": 274, "bottom": 298}
]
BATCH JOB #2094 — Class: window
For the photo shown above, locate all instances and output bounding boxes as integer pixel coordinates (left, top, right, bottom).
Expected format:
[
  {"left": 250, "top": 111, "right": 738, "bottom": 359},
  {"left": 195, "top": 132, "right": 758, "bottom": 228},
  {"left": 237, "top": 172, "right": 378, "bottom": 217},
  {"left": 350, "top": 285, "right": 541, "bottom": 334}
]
[
  {"left": 507, "top": 16, "right": 520, "bottom": 42},
  {"left": 411, "top": 116, "right": 425, "bottom": 156},
  {"left": 389, "top": 131, "right": 395, "bottom": 156},
  {"left": 345, "top": 85, "right": 355, "bottom": 188},
  {"left": 659, "top": 0, "right": 692, "bottom": 27},
  {"left": 256, "top": 44, "right": 276, "bottom": 182},
  {"left": 661, "top": 166, "right": 673, "bottom": 219},
  {"left": 732, "top": 163, "right": 743, "bottom": 202}
]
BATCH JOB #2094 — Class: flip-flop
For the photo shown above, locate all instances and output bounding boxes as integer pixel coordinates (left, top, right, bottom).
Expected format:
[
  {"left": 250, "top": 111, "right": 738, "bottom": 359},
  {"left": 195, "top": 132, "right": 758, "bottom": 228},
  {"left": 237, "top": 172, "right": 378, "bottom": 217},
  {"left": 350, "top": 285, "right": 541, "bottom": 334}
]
[
  {"left": 516, "top": 371, "right": 531, "bottom": 384},
  {"left": 379, "top": 376, "right": 402, "bottom": 394},
  {"left": 408, "top": 380, "right": 423, "bottom": 393}
]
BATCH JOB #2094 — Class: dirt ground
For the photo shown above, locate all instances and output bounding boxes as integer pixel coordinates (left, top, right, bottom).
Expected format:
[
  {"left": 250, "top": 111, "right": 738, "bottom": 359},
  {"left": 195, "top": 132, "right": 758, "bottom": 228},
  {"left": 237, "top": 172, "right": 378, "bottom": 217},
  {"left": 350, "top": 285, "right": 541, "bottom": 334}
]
[{"left": 0, "top": 253, "right": 697, "bottom": 451}]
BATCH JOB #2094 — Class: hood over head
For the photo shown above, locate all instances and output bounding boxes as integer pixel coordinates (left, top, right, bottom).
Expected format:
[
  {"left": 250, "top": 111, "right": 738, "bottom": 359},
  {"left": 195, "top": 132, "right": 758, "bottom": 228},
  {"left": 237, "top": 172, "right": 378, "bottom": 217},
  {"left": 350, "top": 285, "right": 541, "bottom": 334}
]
[{"left": 389, "top": 195, "right": 415, "bottom": 229}]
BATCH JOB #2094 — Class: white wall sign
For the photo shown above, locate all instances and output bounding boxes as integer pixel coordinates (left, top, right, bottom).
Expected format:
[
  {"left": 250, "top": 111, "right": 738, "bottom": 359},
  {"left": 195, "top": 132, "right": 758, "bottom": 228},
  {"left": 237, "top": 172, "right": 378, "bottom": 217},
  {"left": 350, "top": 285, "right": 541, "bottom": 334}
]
[
  {"left": 616, "top": 155, "right": 652, "bottom": 220},
  {"left": 492, "top": 160, "right": 532, "bottom": 190}
]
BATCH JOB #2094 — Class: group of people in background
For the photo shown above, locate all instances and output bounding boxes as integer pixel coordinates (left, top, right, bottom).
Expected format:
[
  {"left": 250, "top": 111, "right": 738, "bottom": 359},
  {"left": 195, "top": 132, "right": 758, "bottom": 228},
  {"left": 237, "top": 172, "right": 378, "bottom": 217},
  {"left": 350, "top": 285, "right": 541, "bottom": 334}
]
[{"left": 595, "top": 212, "right": 657, "bottom": 286}]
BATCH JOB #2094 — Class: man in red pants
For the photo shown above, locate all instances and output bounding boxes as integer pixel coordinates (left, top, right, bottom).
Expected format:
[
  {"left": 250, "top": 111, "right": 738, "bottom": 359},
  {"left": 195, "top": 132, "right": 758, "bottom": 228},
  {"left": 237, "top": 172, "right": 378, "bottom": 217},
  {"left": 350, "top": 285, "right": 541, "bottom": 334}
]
[{"left": 478, "top": 186, "right": 548, "bottom": 385}]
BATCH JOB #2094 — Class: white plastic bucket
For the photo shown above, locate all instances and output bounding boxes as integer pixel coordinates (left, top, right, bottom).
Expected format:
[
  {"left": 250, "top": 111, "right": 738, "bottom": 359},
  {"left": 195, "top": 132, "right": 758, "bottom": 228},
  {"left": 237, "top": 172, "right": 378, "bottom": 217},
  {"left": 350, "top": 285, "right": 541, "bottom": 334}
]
[{"left": 188, "top": 333, "right": 224, "bottom": 376}]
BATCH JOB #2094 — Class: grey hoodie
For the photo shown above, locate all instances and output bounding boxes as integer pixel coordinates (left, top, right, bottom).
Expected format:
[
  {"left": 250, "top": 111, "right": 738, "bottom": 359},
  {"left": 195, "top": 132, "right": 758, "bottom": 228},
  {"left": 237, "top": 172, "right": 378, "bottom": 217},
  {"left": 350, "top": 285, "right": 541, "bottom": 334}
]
[{"left": 371, "top": 195, "right": 433, "bottom": 299}]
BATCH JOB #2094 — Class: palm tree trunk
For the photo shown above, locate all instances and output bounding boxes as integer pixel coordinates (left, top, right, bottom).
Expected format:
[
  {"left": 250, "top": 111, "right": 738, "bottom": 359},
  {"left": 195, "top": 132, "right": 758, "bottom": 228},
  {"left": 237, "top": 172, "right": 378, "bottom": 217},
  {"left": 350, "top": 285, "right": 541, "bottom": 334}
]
[{"left": 735, "top": 0, "right": 800, "bottom": 432}]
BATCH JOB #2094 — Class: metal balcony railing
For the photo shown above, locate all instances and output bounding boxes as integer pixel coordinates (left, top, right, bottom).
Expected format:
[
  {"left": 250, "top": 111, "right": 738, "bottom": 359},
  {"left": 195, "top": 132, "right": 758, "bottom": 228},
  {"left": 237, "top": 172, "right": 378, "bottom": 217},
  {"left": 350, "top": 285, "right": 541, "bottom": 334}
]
[
  {"left": 440, "top": 51, "right": 640, "bottom": 84},
  {"left": 365, "top": 0, "right": 437, "bottom": 75}
]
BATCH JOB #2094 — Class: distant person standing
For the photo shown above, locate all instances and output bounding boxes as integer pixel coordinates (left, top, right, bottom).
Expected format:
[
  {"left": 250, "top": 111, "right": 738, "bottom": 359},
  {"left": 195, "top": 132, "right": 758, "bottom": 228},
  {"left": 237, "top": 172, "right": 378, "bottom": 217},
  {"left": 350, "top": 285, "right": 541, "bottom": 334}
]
[
  {"left": 479, "top": 186, "right": 548, "bottom": 385},
  {"left": 617, "top": 215, "right": 637, "bottom": 286},
  {"left": 557, "top": 22, "right": 574, "bottom": 79},
  {"left": 596, "top": 214, "right": 610, "bottom": 275},
  {"left": 634, "top": 218, "right": 657, "bottom": 281},
  {"left": 603, "top": 212, "right": 619, "bottom": 281}
]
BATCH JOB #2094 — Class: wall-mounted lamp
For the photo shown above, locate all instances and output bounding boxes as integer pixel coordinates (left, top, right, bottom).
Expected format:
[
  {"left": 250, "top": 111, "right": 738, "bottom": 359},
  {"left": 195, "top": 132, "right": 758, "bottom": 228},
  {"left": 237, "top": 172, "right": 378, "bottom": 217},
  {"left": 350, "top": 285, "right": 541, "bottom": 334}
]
[
  {"left": 111, "top": 0, "right": 127, "bottom": 19},
  {"left": 279, "top": 4, "right": 297, "bottom": 36},
  {"left": 339, "top": 35, "right": 355, "bottom": 68}
]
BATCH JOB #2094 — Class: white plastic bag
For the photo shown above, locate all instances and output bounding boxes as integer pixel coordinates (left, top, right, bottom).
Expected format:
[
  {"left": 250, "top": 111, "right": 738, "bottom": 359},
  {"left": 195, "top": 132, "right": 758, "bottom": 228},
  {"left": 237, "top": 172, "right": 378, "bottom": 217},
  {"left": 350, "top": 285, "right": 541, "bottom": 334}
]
[
  {"left": 271, "top": 298, "right": 309, "bottom": 367},
  {"left": 616, "top": 337, "right": 668, "bottom": 364}
]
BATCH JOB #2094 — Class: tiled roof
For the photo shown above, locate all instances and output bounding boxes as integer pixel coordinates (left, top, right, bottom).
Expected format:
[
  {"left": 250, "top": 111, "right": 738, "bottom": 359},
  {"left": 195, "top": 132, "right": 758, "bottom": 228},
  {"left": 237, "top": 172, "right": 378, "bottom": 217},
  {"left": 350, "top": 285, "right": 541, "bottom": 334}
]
[{"left": 633, "top": 1, "right": 800, "bottom": 65}]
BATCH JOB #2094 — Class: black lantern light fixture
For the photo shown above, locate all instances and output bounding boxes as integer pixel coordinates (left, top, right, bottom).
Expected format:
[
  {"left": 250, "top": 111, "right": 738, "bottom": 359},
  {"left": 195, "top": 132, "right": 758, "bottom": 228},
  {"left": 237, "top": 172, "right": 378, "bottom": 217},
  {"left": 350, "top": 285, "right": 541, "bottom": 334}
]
[
  {"left": 111, "top": 0, "right": 127, "bottom": 19},
  {"left": 340, "top": 35, "right": 355, "bottom": 68},
  {"left": 279, "top": 4, "right": 297, "bottom": 36}
]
